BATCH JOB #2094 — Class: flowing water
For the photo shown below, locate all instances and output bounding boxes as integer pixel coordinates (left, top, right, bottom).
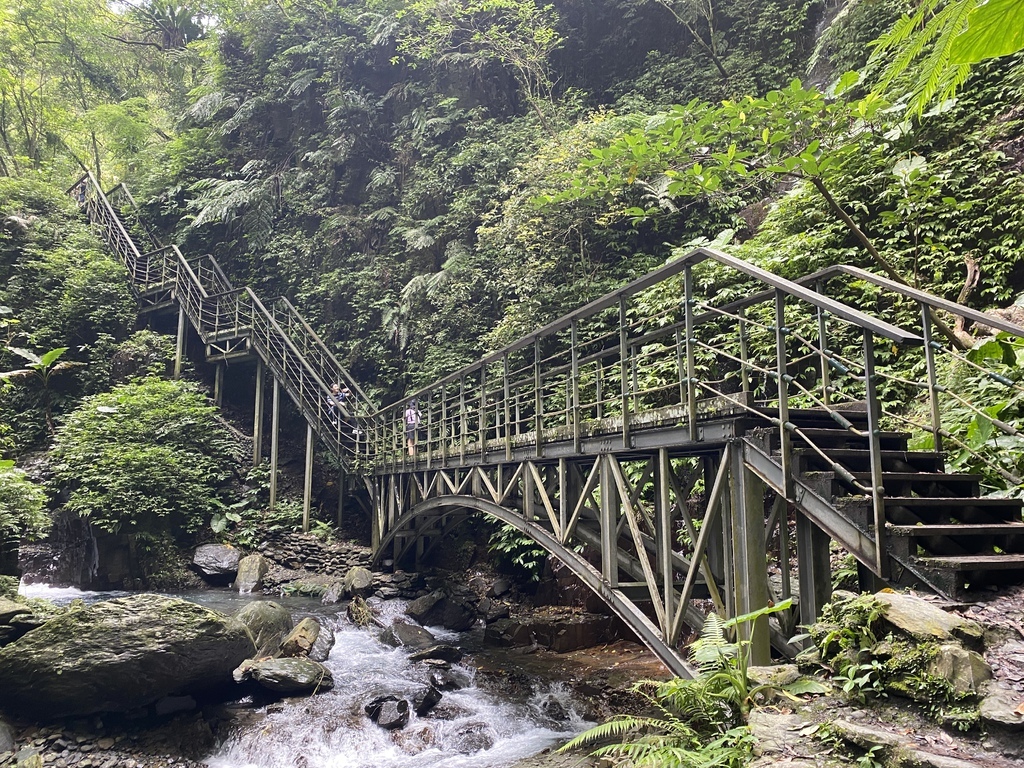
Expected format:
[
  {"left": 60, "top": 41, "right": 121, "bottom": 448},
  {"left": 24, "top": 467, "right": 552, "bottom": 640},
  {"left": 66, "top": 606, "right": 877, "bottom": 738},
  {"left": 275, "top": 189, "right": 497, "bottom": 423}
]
[{"left": 19, "top": 584, "right": 592, "bottom": 768}]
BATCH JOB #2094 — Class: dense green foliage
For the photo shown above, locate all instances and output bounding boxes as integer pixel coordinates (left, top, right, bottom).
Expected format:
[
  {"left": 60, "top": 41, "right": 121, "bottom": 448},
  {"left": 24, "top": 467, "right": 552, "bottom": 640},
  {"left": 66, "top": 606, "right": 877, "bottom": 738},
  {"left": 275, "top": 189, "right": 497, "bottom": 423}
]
[
  {"left": 49, "top": 378, "right": 239, "bottom": 535},
  {"left": 2, "top": 0, "right": 1024, "bottom": 534},
  {"left": 0, "top": 460, "right": 49, "bottom": 548}
]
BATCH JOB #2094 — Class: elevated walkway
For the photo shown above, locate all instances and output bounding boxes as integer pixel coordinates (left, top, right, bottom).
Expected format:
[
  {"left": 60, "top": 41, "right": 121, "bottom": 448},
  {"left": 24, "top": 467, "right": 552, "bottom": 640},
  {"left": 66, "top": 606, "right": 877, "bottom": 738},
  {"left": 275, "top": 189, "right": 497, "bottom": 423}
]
[{"left": 76, "top": 172, "right": 1024, "bottom": 678}]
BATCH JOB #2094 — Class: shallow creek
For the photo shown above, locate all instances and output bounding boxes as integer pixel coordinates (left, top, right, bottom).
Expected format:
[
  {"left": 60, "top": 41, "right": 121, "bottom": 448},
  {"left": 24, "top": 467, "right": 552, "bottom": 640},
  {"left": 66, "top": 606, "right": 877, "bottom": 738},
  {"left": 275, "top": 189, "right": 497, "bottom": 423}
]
[{"left": 19, "top": 585, "right": 592, "bottom": 768}]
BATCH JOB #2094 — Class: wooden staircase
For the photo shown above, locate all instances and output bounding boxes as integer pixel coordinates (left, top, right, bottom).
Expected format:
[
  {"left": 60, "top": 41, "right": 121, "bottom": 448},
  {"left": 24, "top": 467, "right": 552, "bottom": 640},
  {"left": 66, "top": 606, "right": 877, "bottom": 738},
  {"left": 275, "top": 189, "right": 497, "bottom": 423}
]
[{"left": 750, "top": 409, "right": 1024, "bottom": 600}]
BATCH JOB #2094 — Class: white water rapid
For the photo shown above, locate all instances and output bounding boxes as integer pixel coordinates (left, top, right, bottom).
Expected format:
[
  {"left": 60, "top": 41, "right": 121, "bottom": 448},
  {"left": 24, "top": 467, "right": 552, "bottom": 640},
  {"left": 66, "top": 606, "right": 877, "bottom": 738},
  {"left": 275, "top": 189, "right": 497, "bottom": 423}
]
[{"left": 18, "top": 584, "right": 593, "bottom": 768}]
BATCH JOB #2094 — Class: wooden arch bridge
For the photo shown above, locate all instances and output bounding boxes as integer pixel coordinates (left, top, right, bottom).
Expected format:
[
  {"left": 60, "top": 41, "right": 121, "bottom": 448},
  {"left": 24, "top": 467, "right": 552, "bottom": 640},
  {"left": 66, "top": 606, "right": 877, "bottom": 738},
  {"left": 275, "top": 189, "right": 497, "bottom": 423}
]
[{"left": 75, "top": 172, "right": 1024, "bottom": 678}]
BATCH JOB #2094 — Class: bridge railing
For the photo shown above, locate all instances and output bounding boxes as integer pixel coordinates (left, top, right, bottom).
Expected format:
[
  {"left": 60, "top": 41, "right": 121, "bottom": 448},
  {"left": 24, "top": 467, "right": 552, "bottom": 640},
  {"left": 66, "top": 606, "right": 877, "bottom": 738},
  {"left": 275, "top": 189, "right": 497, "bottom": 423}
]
[{"left": 368, "top": 247, "right": 946, "bottom": 572}]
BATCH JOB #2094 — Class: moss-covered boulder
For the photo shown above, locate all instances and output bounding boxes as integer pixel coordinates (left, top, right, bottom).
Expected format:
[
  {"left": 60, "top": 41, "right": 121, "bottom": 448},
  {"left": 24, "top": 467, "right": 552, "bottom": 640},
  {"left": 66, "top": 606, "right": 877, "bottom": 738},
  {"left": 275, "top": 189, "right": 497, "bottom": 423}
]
[
  {"left": 874, "top": 591, "right": 985, "bottom": 650},
  {"left": 0, "top": 594, "right": 254, "bottom": 719},
  {"left": 233, "top": 600, "right": 293, "bottom": 657}
]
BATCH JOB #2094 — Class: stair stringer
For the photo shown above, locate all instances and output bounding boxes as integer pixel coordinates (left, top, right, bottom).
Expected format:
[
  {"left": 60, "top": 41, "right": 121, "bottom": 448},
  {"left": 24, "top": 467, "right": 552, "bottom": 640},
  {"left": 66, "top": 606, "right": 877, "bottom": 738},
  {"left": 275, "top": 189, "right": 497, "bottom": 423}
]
[{"left": 739, "top": 436, "right": 955, "bottom": 599}]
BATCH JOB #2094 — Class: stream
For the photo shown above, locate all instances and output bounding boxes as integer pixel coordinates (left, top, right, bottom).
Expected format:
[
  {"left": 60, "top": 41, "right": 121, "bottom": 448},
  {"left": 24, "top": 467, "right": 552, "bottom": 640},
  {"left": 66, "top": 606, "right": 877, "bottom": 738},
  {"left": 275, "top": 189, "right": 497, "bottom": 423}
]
[{"left": 18, "top": 584, "right": 593, "bottom": 768}]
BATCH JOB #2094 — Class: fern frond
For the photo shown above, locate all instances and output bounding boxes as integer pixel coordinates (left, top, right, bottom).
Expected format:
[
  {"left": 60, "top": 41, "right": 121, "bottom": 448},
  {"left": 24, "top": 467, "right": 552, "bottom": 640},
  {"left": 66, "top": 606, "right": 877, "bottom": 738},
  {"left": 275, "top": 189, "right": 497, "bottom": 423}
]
[{"left": 557, "top": 715, "right": 664, "bottom": 752}]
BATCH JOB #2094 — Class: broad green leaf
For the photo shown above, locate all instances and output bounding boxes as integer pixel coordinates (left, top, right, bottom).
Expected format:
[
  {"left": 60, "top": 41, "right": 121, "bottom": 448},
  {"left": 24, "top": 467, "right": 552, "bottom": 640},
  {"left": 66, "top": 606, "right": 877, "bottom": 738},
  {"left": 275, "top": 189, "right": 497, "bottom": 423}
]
[
  {"left": 950, "top": 0, "right": 1024, "bottom": 64},
  {"left": 39, "top": 347, "right": 70, "bottom": 368}
]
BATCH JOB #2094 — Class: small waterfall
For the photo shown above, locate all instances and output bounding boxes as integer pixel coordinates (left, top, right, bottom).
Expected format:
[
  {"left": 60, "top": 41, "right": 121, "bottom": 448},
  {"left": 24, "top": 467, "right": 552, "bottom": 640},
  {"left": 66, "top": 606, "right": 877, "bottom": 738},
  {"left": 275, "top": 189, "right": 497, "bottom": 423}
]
[{"left": 205, "top": 610, "right": 591, "bottom": 768}]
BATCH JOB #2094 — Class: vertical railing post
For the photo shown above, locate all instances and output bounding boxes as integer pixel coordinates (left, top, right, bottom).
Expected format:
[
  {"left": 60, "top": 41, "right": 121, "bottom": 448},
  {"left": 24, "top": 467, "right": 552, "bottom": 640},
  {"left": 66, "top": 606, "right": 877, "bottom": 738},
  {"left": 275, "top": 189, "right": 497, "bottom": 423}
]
[
  {"left": 619, "top": 296, "right": 631, "bottom": 449},
  {"left": 479, "top": 365, "right": 487, "bottom": 460},
  {"left": 441, "top": 382, "right": 449, "bottom": 465},
  {"left": 775, "top": 290, "right": 793, "bottom": 500},
  {"left": 534, "top": 339, "right": 543, "bottom": 457},
  {"left": 426, "top": 390, "right": 434, "bottom": 469},
  {"left": 571, "top": 319, "right": 581, "bottom": 454},
  {"left": 815, "top": 281, "right": 831, "bottom": 406},
  {"left": 460, "top": 376, "right": 468, "bottom": 464},
  {"left": 684, "top": 265, "right": 698, "bottom": 441},
  {"left": 862, "top": 330, "right": 888, "bottom": 578},
  {"left": 738, "top": 308, "right": 751, "bottom": 398},
  {"left": 503, "top": 355, "right": 512, "bottom": 460},
  {"left": 920, "top": 302, "right": 943, "bottom": 452}
]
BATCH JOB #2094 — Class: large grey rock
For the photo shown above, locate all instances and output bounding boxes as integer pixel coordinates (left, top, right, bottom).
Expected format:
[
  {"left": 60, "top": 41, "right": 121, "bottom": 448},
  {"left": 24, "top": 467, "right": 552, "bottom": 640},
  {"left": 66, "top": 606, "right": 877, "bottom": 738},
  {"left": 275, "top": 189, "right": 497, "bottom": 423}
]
[
  {"left": 0, "top": 594, "right": 254, "bottom": 718},
  {"left": 927, "top": 644, "right": 992, "bottom": 695},
  {"left": 247, "top": 658, "right": 334, "bottom": 694},
  {"left": 234, "top": 554, "right": 269, "bottom": 593},
  {"left": 381, "top": 620, "right": 435, "bottom": 650},
  {"left": 343, "top": 566, "right": 374, "bottom": 597},
  {"left": 413, "top": 686, "right": 442, "bottom": 716},
  {"left": 279, "top": 617, "right": 321, "bottom": 658},
  {"left": 309, "top": 623, "right": 335, "bottom": 662},
  {"left": 405, "top": 590, "right": 475, "bottom": 632},
  {"left": 234, "top": 601, "right": 293, "bottom": 657},
  {"left": 874, "top": 592, "right": 984, "bottom": 650},
  {"left": 979, "top": 682, "right": 1024, "bottom": 729},
  {"left": 193, "top": 544, "right": 242, "bottom": 578},
  {"left": 365, "top": 695, "right": 409, "bottom": 730}
]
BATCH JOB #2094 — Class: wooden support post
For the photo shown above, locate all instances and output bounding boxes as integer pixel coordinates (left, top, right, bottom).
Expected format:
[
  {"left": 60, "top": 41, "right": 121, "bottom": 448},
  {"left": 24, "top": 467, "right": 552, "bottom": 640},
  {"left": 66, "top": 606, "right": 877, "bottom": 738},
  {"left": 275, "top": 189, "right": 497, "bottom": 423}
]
[
  {"left": 524, "top": 462, "right": 536, "bottom": 522},
  {"left": 252, "top": 360, "right": 265, "bottom": 467},
  {"left": 863, "top": 330, "right": 888, "bottom": 578},
  {"left": 371, "top": 479, "right": 381, "bottom": 551},
  {"left": 213, "top": 363, "right": 225, "bottom": 406},
  {"left": 599, "top": 456, "right": 618, "bottom": 588},
  {"left": 619, "top": 297, "right": 630, "bottom": 449},
  {"left": 173, "top": 303, "right": 187, "bottom": 380},
  {"left": 655, "top": 448, "right": 675, "bottom": 629},
  {"left": 558, "top": 458, "right": 568, "bottom": 537},
  {"left": 302, "top": 422, "right": 313, "bottom": 533},
  {"left": 337, "top": 468, "right": 345, "bottom": 530},
  {"left": 269, "top": 376, "right": 280, "bottom": 510},
  {"left": 703, "top": 456, "right": 726, "bottom": 586},
  {"left": 730, "top": 442, "right": 771, "bottom": 665},
  {"left": 796, "top": 512, "right": 832, "bottom": 627}
]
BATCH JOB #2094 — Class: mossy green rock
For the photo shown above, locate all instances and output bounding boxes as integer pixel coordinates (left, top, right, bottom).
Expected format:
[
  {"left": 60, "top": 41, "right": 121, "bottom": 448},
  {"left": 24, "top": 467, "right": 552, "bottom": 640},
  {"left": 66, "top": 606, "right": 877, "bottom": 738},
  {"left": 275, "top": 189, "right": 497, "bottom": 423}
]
[
  {"left": 874, "top": 591, "right": 984, "bottom": 650},
  {"left": 234, "top": 600, "right": 292, "bottom": 657},
  {"left": 0, "top": 594, "right": 254, "bottom": 719},
  {"left": 0, "top": 576, "right": 19, "bottom": 600}
]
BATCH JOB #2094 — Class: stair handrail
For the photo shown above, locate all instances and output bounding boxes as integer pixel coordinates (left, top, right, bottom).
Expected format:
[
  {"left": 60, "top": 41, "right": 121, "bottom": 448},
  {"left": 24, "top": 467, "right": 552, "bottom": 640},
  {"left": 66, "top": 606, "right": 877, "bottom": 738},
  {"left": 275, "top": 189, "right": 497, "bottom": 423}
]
[{"left": 267, "top": 296, "right": 373, "bottom": 410}]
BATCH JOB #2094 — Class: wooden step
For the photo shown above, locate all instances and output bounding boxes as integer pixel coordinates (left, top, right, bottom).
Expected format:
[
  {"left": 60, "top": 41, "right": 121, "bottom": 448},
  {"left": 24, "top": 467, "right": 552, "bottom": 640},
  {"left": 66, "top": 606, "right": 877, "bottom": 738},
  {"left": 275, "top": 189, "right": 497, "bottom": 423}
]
[
  {"left": 888, "top": 522, "right": 1024, "bottom": 557},
  {"left": 847, "top": 472, "right": 982, "bottom": 497},
  {"left": 889, "top": 523, "right": 1024, "bottom": 536},
  {"left": 789, "top": 428, "right": 910, "bottom": 451},
  {"left": 797, "top": 448, "right": 946, "bottom": 473},
  {"left": 915, "top": 553, "right": 1024, "bottom": 571},
  {"left": 885, "top": 496, "right": 1022, "bottom": 526}
]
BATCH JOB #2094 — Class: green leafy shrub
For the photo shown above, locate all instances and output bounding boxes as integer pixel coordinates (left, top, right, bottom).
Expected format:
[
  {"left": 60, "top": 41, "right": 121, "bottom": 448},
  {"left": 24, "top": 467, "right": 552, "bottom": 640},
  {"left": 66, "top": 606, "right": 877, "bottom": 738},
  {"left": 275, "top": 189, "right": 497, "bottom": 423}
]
[
  {"left": 0, "top": 459, "right": 50, "bottom": 547},
  {"left": 49, "top": 378, "right": 238, "bottom": 536},
  {"left": 488, "top": 522, "right": 549, "bottom": 582}
]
